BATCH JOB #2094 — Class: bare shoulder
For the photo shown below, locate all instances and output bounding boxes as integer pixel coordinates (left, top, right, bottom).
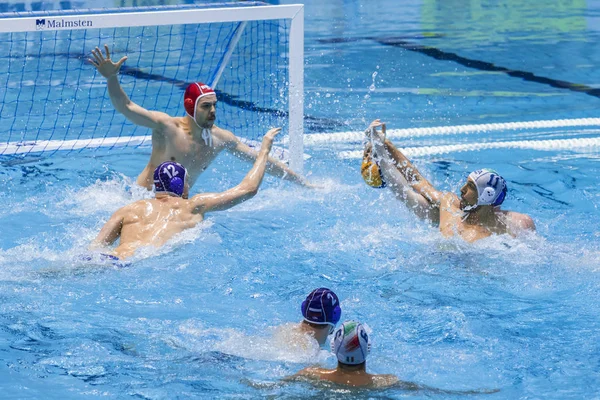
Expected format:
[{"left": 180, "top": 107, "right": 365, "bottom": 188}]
[
  {"left": 441, "top": 191, "right": 458, "bottom": 202},
  {"left": 120, "top": 199, "right": 152, "bottom": 217},
  {"left": 212, "top": 126, "right": 238, "bottom": 145},
  {"left": 371, "top": 374, "right": 401, "bottom": 388},
  {"left": 284, "top": 366, "right": 322, "bottom": 382},
  {"left": 159, "top": 114, "right": 187, "bottom": 131},
  {"left": 503, "top": 210, "right": 536, "bottom": 232},
  {"left": 297, "top": 366, "right": 323, "bottom": 377},
  {"left": 440, "top": 191, "right": 460, "bottom": 209}
]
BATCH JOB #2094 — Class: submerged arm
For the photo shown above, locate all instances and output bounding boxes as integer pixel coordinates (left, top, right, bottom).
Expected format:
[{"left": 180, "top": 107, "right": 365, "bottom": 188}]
[{"left": 91, "top": 210, "right": 124, "bottom": 248}]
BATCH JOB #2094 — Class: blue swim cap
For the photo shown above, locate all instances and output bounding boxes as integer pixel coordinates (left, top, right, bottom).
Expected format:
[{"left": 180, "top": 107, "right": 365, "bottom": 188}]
[
  {"left": 301, "top": 288, "right": 341, "bottom": 328},
  {"left": 154, "top": 161, "right": 188, "bottom": 197}
]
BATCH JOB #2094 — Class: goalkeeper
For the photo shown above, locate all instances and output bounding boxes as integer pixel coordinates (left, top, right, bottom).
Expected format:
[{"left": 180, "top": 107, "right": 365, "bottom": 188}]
[{"left": 89, "top": 45, "right": 310, "bottom": 192}]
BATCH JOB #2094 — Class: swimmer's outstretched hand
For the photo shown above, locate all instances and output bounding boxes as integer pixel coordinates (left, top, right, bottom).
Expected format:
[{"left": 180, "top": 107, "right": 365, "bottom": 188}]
[
  {"left": 88, "top": 44, "right": 128, "bottom": 79},
  {"left": 366, "top": 119, "right": 386, "bottom": 142},
  {"left": 263, "top": 127, "right": 281, "bottom": 144},
  {"left": 260, "top": 127, "right": 281, "bottom": 151}
]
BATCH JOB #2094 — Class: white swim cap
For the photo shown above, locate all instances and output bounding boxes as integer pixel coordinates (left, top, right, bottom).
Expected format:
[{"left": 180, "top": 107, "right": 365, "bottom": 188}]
[
  {"left": 331, "top": 321, "right": 371, "bottom": 365},
  {"left": 468, "top": 168, "right": 507, "bottom": 208}
]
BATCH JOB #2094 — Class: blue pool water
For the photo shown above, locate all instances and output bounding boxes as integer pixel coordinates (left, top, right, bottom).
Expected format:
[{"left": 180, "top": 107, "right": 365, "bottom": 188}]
[{"left": 2, "top": 0, "right": 600, "bottom": 398}]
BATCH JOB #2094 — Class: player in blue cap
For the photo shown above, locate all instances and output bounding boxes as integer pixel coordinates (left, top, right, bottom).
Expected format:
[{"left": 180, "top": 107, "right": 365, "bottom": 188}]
[
  {"left": 273, "top": 287, "right": 342, "bottom": 354},
  {"left": 297, "top": 288, "right": 342, "bottom": 346},
  {"left": 90, "top": 127, "right": 281, "bottom": 259},
  {"left": 363, "top": 119, "right": 535, "bottom": 242}
]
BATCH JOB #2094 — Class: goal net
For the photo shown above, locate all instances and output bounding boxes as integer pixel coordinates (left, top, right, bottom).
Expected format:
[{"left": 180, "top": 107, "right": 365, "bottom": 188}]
[{"left": 0, "top": 1, "right": 305, "bottom": 171}]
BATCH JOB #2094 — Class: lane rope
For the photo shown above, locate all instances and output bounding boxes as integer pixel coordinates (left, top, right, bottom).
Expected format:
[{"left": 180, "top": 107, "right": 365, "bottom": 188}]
[
  {"left": 337, "top": 136, "right": 600, "bottom": 159},
  {"left": 299, "top": 117, "right": 600, "bottom": 146}
]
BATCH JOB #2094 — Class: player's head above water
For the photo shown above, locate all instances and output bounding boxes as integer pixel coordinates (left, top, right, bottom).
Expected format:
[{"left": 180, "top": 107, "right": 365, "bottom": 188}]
[
  {"left": 153, "top": 161, "right": 188, "bottom": 198},
  {"left": 331, "top": 320, "right": 371, "bottom": 367},
  {"left": 460, "top": 168, "right": 507, "bottom": 211},
  {"left": 184, "top": 82, "right": 217, "bottom": 128},
  {"left": 301, "top": 287, "right": 341, "bottom": 333}
]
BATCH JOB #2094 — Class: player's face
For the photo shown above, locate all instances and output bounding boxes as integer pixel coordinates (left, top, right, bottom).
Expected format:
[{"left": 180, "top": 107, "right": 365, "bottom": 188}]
[
  {"left": 195, "top": 94, "right": 217, "bottom": 128},
  {"left": 460, "top": 178, "right": 478, "bottom": 210}
]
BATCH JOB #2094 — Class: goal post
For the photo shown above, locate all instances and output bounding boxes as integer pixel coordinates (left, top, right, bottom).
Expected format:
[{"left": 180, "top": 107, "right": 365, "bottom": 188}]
[{"left": 0, "top": 2, "right": 305, "bottom": 173}]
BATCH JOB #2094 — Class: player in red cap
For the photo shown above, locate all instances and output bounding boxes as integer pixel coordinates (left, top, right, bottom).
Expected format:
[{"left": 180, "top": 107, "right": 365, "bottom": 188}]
[{"left": 89, "top": 45, "right": 310, "bottom": 192}]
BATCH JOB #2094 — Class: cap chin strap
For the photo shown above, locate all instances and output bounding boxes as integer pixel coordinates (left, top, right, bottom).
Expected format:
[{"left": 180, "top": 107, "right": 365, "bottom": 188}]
[
  {"left": 201, "top": 128, "right": 213, "bottom": 147},
  {"left": 187, "top": 114, "right": 213, "bottom": 147},
  {"left": 187, "top": 92, "right": 214, "bottom": 147},
  {"left": 303, "top": 318, "right": 335, "bottom": 333}
]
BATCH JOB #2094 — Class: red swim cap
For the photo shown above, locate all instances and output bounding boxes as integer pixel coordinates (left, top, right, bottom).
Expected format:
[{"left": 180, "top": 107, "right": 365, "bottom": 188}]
[{"left": 183, "top": 82, "right": 216, "bottom": 119}]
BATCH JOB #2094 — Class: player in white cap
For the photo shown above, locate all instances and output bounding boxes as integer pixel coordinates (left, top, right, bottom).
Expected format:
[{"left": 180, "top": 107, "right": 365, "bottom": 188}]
[
  {"left": 362, "top": 119, "right": 535, "bottom": 242},
  {"left": 287, "top": 321, "right": 403, "bottom": 388}
]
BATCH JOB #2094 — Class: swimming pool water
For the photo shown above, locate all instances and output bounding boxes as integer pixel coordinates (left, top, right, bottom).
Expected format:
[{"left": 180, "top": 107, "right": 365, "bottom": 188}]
[{"left": 2, "top": 0, "right": 600, "bottom": 399}]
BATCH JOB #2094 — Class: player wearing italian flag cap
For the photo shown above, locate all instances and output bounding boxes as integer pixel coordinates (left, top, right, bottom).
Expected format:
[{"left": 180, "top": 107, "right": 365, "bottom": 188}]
[{"left": 286, "top": 320, "right": 401, "bottom": 388}]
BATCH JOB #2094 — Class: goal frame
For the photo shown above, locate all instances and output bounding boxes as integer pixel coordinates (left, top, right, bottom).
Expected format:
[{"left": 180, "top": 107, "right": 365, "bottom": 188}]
[{"left": 0, "top": 3, "right": 305, "bottom": 173}]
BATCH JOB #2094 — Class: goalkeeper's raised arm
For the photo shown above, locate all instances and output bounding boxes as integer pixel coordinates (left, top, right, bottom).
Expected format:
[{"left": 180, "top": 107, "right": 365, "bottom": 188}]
[{"left": 88, "top": 44, "right": 312, "bottom": 190}]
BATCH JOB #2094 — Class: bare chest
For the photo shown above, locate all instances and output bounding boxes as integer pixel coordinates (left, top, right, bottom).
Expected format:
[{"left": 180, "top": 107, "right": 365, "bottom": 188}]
[{"left": 152, "top": 128, "right": 224, "bottom": 177}]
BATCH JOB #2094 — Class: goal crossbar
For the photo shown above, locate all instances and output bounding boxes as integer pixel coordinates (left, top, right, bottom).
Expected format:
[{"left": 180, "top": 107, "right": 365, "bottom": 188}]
[{"left": 0, "top": 2, "right": 305, "bottom": 173}]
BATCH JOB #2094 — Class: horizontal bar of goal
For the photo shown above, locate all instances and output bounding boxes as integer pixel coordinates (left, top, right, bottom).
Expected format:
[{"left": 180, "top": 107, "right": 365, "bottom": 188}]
[{"left": 0, "top": 4, "right": 304, "bottom": 33}]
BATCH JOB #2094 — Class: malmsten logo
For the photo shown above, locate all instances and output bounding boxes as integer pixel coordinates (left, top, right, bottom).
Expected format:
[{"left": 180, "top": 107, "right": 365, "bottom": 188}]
[{"left": 35, "top": 18, "right": 93, "bottom": 30}]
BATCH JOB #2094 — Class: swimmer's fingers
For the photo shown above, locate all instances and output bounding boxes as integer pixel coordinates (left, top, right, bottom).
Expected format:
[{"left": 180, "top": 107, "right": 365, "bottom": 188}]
[
  {"left": 265, "top": 127, "right": 282, "bottom": 139},
  {"left": 92, "top": 47, "right": 102, "bottom": 65},
  {"left": 92, "top": 47, "right": 104, "bottom": 64},
  {"left": 366, "top": 119, "right": 379, "bottom": 132},
  {"left": 104, "top": 44, "right": 111, "bottom": 60},
  {"left": 87, "top": 58, "right": 98, "bottom": 68},
  {"left": 370, "top": 123, "right": 386, "bottom": 142},
  {"left": 115, "top": 56, "right": 128, "bottom": 69}
]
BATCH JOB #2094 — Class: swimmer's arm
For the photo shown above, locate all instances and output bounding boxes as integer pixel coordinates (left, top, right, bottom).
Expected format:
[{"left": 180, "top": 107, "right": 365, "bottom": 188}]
[
  {"left": 221, "top": 129, "right": 310, "bottom": 187},
  {"left": 438, "top": 192, "right": 463, "bottom": 237},
  {"left": 390, "top": 378, "right": 500, "bottom": 395},
  {"left": 91, "top": 211, "right": 124, "bottom": 247},
  {"left": 89, "top": 45, "right": 167, "bottom": 129},
  {"left": 368, "top": 142, "right": 439, "bottom": 222},
  {"left": 368, "top": 120, "right": 443, "bottom": 206},
  {"left": 282, "top": 367, "right": 319, "bottom": 382},
  {"left": 381, "top": 139, "right": 443, "bottom": 205},
  {"left": 190, "top": 128, "right": 280, "bottom": 213},
  {"left": 105, "top": 76, "right": 171, "bottom": 129}
]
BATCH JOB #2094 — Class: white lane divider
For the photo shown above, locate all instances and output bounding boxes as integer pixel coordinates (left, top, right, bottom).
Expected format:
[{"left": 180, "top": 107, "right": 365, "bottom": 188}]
[
  {"left": 338, "top": 136, "right": 600, "bottom": 159},
  {"left": 302, "top": 117, "right": 600, "bottom": 146}
]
